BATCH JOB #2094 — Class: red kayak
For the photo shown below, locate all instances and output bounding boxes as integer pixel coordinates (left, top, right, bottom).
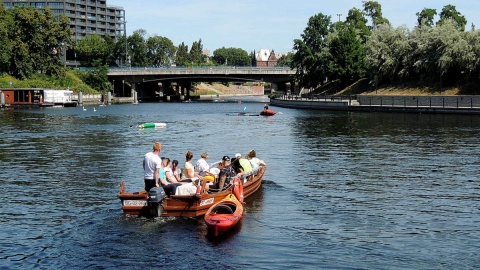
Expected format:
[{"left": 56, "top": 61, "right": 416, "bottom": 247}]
[
  {"left": 260, "top": 109, "right": 276, "bottom": 116},
  {"left": 204, "top": 179, "right": 244, "bottom": 236}
]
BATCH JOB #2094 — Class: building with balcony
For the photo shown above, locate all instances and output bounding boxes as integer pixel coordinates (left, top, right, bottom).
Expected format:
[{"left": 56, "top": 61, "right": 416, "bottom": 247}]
[{"left": 2, "top": 0, "right": 126, "bottom": 65}]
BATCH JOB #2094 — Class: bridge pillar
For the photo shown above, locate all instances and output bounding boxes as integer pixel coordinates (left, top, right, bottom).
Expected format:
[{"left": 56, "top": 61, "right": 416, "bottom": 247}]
[{"left": 131, "top": 83, "right": 137, "bottom": 102}]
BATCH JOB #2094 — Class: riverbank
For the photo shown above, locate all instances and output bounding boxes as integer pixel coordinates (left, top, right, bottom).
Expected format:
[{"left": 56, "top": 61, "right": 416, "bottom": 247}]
[{"left": 270, "top": 95, "right": 480, "bottom": 115}]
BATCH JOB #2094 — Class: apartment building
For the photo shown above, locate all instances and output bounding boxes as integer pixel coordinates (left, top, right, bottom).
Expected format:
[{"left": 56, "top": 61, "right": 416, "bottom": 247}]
[{"left": 3, "top": 0, "right": 126, "bottom": 64}]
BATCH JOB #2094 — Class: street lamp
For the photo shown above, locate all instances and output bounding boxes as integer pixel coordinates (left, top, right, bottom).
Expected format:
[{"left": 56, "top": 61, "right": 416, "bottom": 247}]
[{"left": 337, "top": 14, "right": 342, "bottom": 22}]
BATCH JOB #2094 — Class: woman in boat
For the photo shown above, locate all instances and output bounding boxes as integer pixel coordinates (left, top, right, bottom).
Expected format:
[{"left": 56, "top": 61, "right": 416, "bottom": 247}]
[
  {"left": 183, "top": 151, "right": 198, "bottom": 179},
  {"left": 246, "top": 149, "right": 266, "bottom": 171},
  {"left": 164, "top": 158, "right": 180, "bottom": 184},
  {"left": 160, "top": 158, "right": 181, "bottom": 196},
  {"left": 171, "top": 159, "right": 181, "bottom": 182}
]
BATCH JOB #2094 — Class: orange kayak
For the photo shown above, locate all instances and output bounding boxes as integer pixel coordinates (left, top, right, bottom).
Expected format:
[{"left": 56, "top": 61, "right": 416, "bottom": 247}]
[{"left": 204, "top": 192, "right": 244, "bottom": 236}]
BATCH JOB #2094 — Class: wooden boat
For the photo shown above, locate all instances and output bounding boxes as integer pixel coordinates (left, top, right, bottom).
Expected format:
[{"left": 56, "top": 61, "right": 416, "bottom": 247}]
[
  {"left": 260, "top": 109, "right": 276, "bottom": 116},
  {"left": 118, "top": 165, "right": 266, "bottom": 218},
  {"left": 204, "top": 192, "right": 244, "bottom": 237}
]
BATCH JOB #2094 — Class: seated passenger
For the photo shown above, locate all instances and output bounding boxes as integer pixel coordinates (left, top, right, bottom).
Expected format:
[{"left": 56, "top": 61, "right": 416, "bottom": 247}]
[
  {"left": 194, "top": 152, "right": 216, "bottom": 184},
  {"left": 211, "top": 156, "right": 237, "bottom": 191},
  {"left": 160, "top": 158, "right": 181, "bottom": 196},
  {"left": 246, "top": 149, "right": 266, "bottom": 171},
  {"left": 183, "top": 150, "right": 198, "bottom": 180},
  {"left": 237, "top": 153, "right": 253, "bottom": 182}
]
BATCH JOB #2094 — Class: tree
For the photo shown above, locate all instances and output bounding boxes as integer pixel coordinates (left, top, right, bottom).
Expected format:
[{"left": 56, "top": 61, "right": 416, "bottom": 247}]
[
  {"left": 175, "top": 42, "right": 189, "bottom": 66},
  {"left": 326, "top": 24, "right": 366, "bottom": 87},
  {"left": 437, "top": 5, "right": 467, "bottom": 31},
  {"left": 127, "top": 29, "right": 148, "bottom": 66},
  {"left": 103, "top": 35, "right": 117, "bottom": 66},
  {"left": 82, "top": 59, "right": 111, "bottom": 93},
  {"left": 290, "top": 13, "right": 332, "bottom": 89},
  {"left": 146, "top": 35, "right": 176, "bottom": 67},
  {"left": 365, "top": 24, "right": 410, "bottom": 85},
  {"left": 76, "top": 35, "right": 108, "bottom": 67},
  {"left": 363, "top": 1, "right": 390, "bottom": 28},
  {"left": 8, "top": 6, "right": 71, "bottom": 79},
  {"left": 345, "top": 7, "right": 371, "bottom": 43},
  {"left": 416, "top": 8, "right": 437, "bottom": 27},
  {"left": 189, "top": 39, "right": 206, "bottom": 66},
  {"left": 212, "top": 47, "right": 250, "bottom": 66},
  {"left": 0, "top": 5, "right": 12, "bottom": 73},
  {"left": 276, "top": 52, "right": 294, "bottom": 67}
]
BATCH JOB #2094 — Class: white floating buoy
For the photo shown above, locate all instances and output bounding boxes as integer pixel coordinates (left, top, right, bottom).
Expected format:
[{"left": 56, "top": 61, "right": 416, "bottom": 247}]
[
  {"left": 93, "top": 107, "right": 96, "bottom": 112},
  {"left": 83, "top": 106, "right": 86, "bottom": 111}
]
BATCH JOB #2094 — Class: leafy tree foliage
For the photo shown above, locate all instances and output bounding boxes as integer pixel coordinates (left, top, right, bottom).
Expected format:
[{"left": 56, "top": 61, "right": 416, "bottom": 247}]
[
  {"left": 327, "top": 24, "right": 366, "bottom": 86},
  {"left": 127, "top": 29, "right": 148, "bottom": 66},
  {"left": 0, "top": 5, "right": 13, "bottom": 73},
  {"left": 416, "top": 8, "right": 437, "bottom": 27},
  {"left": 345, "top": 7, "right": 371, "bottom": 43},
  {"left": 212, "top": 47, "right": 250, "bottom": 66},
  {"left": 175, "top": 42, "right": 189, "bottom": 66},
  {"left": 291, "top": 13, "right": 332, "bottom": 89},
  {"left": 276, "top": 52, "right": 294, "bottom": 67},
  {"left": 76, "top": 35, "right": 108, "bottom": 67},
  {"left": 363, "top": 1, "right": 390, "bottom": 27},
  {"left": 189, "top": 39, "right": 207, "bottom": 66},
  {"left": 437, "top": 5, "right": 467, "bottom": 31},
  {"left": 6, "top": 6, "right": 71, "bottom": 79},
  {"left": 146, "top": 36, "right": 176, "bottom": 67},
  {"left": 81, "top": 59, "right": 111, "bottom": 93}
]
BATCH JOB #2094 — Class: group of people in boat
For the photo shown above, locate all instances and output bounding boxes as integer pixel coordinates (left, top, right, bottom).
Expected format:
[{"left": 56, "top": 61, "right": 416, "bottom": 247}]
[{"left": 143, "top": 141, "right": 266, "bottom": 197}]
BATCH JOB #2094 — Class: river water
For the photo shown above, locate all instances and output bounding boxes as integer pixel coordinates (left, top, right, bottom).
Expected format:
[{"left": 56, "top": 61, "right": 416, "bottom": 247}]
[{"left": 1, "top": 97, "right": 479, "bottom": 269}]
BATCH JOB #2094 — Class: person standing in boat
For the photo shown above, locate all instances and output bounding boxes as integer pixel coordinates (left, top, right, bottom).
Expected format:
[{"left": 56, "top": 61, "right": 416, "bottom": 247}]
[{"left": 143, "top": 142, "right": 162, "bottom": 191}]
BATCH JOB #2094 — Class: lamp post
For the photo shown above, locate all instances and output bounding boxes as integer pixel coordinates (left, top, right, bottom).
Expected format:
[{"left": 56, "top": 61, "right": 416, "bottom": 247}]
[
  {"left": 112, "top": 79, "right": 115, "bottom": 95},
  {"left": 124, "top": 16, "right": 128, "bottom": 67},
  {"left": 337, "top": 14, "right": 342, "bottom": 22},
  {"left": 122, "top": 80, "right": 125, "bottom": 97},
  {"left": 61, "top": 42, "right": 66, "bottom": 68}
]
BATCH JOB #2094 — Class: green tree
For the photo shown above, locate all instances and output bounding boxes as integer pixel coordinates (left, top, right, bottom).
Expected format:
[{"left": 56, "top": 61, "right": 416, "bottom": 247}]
[
  {"left": 276, "top": 52, "right": 294, "bottom": 67},
  {"left": 82, "top": 59, "right": 110, "bottom": 93},
  {"left": 212, "top": 47, "right": 250, "bottom": 66},
  {"left": 0, "top": 5, "right": 13, "bottom": 73},
  {"left": 365, "top": 24, "right": 410, "bottom": 85},
  {"left": 8, "top": 6, "right": 71, "bottom": 79},
  {"left": 103, "top": 35, "right": 117, "bottom": 66},
  {"left": 175, "top": 42, "right": 189, "bottom": 66},
  {"left": 416, "top": 8, "right": 437, "bottom": 27},
  {"left": 327, "top": 24, "right": 366, "bottom": 87},
  {"left": 290, "top": 13, "right": 332, "bottom": 89},
  {"left": 127, "top": 29, "right": 148, "bottom": 66},
  {"left": 437, "top": 4, "right": 467, "bottom": 31},
  {"left": 76, "top": 35, "right": 108, "bottom": 66},
  {"left": 363, "top": 1, "right": 390, "bottom": 28},
  {"left": 345, "top": 7, "right": 371, "bottom": 43},
  {"left": 189, "top": 39, "right": 206, "bottom": 66},
  {"left": 146, "top": 35, "right": 177, "bottom": 67},
  {"left": 112, "top": 35, "right": 128, "bottom": 66}
]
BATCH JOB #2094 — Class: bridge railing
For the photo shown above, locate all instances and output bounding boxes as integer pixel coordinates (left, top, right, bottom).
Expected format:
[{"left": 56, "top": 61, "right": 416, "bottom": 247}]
[{"left": 108, "top": 66, "right": 295, "bottom": 75}]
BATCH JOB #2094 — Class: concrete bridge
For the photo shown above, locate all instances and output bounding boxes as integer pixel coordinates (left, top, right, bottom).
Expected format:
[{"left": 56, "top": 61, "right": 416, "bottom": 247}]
[{"left": 107, "top": 66, "right": 296, "bottom": 101}]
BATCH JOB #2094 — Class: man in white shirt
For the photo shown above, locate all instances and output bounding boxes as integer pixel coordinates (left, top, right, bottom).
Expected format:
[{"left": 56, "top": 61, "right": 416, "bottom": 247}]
[{"left": 143, "top": 142, "right": 162, "bottom": 191}]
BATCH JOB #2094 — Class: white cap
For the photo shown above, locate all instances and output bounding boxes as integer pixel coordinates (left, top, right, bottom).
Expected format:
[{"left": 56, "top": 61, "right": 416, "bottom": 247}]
[{"left": 235, "top": 153, "right": 241, "bottom": 158}]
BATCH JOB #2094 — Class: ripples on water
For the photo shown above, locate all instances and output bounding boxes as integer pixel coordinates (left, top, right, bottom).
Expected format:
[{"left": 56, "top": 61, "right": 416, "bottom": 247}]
[{"left": 1, "top": 102, "right": 479, "bottom": 269}]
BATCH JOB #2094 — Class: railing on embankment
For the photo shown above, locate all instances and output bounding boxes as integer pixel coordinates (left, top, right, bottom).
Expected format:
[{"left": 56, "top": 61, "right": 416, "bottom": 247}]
[{"left": 270, "top": 94, "right": 480, "bottom": 115}]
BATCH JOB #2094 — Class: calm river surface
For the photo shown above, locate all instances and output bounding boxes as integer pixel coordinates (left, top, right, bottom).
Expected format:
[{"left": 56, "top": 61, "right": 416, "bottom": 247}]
[{"left": 1, "top": 97, "right": 479, "bottom": 269}]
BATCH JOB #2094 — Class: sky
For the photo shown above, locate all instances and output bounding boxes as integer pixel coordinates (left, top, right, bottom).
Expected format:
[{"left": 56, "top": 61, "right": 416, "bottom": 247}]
[{"left": 110, "top": 0, "right": 480, "bottom": 54}]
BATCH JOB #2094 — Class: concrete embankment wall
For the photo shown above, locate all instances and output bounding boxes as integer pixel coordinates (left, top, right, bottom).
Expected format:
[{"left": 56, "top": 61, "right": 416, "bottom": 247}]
[{"left": 270, "top": 96, "right": 480, "bottom": 115}]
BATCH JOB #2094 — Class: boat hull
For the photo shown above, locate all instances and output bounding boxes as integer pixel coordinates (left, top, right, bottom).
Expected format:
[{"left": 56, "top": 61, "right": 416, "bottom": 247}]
[
  {"left": 204, "top": 194, "right": 243, "bottom": 236},
  {"left": 118, "top": 165, "right": 266, "bottom": 217},
  {"left": 260, "top": 109, "right": 276, "bottom": 116}
]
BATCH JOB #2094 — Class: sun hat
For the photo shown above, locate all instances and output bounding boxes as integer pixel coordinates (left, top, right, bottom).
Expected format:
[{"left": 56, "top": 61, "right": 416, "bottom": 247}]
[{"left": 235, "top": 153, "right": 241, "bottom": 158}]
